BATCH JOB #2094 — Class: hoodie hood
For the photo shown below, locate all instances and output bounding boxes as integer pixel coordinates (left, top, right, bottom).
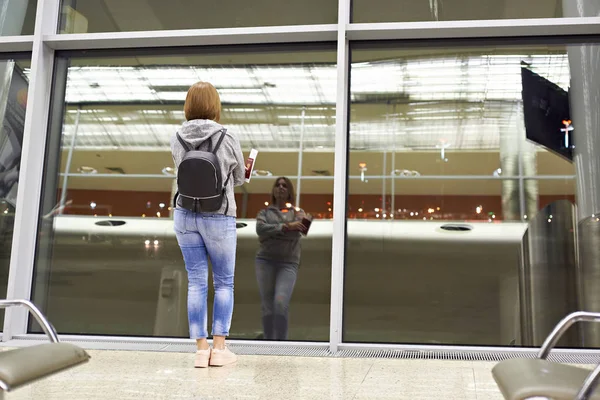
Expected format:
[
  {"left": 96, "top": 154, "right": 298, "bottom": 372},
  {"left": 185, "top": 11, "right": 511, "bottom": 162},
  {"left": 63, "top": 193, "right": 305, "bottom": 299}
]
[{"left": 178, "top": 119, "right": 225, "bottom": 150}]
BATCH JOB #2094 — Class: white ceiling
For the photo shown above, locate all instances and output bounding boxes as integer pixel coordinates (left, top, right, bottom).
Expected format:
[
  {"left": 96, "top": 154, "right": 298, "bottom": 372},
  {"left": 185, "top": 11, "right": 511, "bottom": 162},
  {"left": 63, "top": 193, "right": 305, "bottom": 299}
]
[{"left": 52, "top": 53, "right": 570, "bottom": 152}]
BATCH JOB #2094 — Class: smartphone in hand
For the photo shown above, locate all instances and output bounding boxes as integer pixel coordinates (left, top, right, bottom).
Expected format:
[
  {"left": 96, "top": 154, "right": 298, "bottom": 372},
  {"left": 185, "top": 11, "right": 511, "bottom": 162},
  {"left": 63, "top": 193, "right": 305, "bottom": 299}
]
[
  {"left": 244, "top": 149, "right": 258, "bottom": 183},
  {"left": 301, "top": 215, "right": 313, "bottom": 236}
]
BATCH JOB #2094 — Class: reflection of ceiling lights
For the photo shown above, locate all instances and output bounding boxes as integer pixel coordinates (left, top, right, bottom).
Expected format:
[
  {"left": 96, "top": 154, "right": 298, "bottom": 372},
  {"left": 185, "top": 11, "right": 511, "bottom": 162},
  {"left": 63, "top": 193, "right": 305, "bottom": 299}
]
[
  {"left": 253, "top": 170, "right": 273, "bottom": 177},
  {"left": 57, "top": 54, "right": 571, "bottom": 152},
  {"left": 162, "top": 167, "right": 175, "bottom": 175},
  {"left": 62, "top": 54, "right": 569, "bottom": 106},
  {"left": 77, "top": 166, "right": 97, "bottom": 174}
]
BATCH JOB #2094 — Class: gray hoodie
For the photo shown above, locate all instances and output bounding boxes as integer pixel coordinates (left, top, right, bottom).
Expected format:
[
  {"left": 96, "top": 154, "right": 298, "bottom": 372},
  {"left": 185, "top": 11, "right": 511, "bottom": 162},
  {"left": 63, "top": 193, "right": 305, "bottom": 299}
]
[
  {"left": 256, "top": 206, "right": 303, "bottom": 265},
  {"left": 170, "top": 119, "right": 245, "bottom": 217}
]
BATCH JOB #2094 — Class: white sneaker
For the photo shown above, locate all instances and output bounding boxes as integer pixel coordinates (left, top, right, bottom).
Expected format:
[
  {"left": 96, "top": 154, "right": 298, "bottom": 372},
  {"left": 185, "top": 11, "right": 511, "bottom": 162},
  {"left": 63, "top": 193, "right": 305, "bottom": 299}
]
[
  {"left": 194, "top": 349, "right": 210, "bottom": 368},
  {"left": 209, "top": 347, "right": 237, "bottom": 367}
]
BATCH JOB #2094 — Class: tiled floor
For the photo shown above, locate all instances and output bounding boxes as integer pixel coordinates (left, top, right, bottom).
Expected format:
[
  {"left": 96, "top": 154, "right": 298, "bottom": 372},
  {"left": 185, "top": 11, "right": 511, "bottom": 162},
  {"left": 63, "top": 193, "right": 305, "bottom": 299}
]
[{"left": 6, "top": 349, "right": 511, "bottom": 399}]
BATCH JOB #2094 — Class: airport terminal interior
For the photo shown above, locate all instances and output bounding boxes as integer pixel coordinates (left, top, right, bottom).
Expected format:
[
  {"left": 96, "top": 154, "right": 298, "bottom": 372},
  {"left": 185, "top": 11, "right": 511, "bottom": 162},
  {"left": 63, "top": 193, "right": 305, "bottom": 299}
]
[{"left": 0, "top": 0, "right": 600, "bottom": 398}]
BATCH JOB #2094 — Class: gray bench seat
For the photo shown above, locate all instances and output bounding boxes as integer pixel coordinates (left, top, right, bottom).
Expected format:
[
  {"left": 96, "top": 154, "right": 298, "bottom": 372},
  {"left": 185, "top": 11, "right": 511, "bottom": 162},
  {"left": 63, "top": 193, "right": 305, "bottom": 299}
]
[
  {"left": 492, "top": 312, "right": 600, "bottom": 400},
  {"left": 0, "top": 343, "right": 90, "bottom": 391},
  {"left": 493, "top": 358, "right": 600, "bottom": 400},
  {"left": 0, "top": 300, "right": 91, "bottom": 397}
]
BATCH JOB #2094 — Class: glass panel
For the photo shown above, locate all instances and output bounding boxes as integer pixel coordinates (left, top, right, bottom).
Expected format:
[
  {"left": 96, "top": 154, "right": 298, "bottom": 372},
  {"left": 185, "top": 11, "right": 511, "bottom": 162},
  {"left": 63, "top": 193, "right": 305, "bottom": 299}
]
[
  {"left": 32, "top": 45, "right": 336, "bottom": 341},
  {"left": 348, "top": 47, "right": 572, "bottom": 178},
  {"left": 345, "top": 42, "right": 590, "bottom": 346},
  {"left": 345, "top": 179, "right": 522, "bottom": 344},
  {"left": 352, "top": 0, "right": 596, "bottom": 23},
  {"left": 59, "top": 0, "right": 337, "bottom": 34},
  {"left": 0, "top": 1, "right": 37, "bottom": 36},
  {"left": 0, "top": 57, "right": 31, "bottom": 331}
]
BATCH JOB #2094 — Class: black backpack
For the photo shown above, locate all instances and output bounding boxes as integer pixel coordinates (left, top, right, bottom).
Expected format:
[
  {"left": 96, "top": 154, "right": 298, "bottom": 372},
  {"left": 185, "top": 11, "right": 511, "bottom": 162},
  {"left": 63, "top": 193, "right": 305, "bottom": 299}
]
[{"left": 174, "top": 129, "right": 231, "bottom": 214}]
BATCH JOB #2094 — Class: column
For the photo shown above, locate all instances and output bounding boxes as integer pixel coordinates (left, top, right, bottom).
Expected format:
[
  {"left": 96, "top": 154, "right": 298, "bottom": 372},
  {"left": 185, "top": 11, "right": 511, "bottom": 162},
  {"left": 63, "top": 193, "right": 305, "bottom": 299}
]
[
  {"left": 563, "top": 0, "right": 600, "bottom": 347},
  {"left": 500, "top": 105, "right": 538, "bottom": 221}
]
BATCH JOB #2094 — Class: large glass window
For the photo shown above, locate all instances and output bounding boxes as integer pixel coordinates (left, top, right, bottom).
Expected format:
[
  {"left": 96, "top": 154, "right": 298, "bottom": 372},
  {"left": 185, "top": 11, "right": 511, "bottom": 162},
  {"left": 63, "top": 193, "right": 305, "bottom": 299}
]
[
  {"left": 344, "top": 43, "right": 585, "bottom": 346},
  {"left": 0, "top": 55, "right": 31, "bottom": 331},
  {"left": 58, "top": 0, "right": 338, "bottom": 34},
  {"left": 32, "top": 45, "right": 336, "bottom": 340},
  {"left": 352, "top": 0, "right": 598, "bottom": 23}
]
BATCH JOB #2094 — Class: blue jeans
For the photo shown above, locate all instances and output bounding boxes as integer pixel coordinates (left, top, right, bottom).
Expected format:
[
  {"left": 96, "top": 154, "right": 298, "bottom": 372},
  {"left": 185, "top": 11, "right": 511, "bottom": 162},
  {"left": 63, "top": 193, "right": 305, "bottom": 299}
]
[
  {"left": 174, "top": 208, "right": 236, "bottom": 339},
  {"left": 255, "top": 258, "right": 298, "bottom": 340}
]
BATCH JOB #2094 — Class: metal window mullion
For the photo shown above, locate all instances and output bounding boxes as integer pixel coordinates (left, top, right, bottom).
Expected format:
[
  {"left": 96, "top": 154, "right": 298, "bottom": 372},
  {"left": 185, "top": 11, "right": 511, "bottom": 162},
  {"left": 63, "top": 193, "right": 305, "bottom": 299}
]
[
  {"left": 43, "top": 25, "right": 339, "bottom": 51},
  {"left": 39, "top": 17, "right": 600, "bottom": 52},
  {"left": 347, "top": 16, "right": 600, "bottom": 41},
  {"left": 3, "top": 0, "right": 61, "bottom": 341},
  {"left": 329, "top": 0, "right": 350, "bottom": 354},
  {"left": 0, "top": 35, "right": 34, "bottom": 52}
]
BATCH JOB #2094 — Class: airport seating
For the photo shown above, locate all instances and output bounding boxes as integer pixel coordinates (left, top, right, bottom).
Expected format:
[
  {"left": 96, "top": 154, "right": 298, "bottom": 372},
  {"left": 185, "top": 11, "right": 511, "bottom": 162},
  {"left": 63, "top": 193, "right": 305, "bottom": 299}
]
[
  {"left": 0, "top": 300, "right": 90, "bottom": 399},
  {"left": 493, "top": 311, "right": 600, "bottom": 400}
]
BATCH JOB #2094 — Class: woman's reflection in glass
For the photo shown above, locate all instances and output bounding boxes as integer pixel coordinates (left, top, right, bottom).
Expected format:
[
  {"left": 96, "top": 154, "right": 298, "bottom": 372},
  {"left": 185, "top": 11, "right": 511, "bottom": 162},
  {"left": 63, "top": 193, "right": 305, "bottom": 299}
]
[{"left": 255, "top": 177, "right": 307, "bottom": 340}]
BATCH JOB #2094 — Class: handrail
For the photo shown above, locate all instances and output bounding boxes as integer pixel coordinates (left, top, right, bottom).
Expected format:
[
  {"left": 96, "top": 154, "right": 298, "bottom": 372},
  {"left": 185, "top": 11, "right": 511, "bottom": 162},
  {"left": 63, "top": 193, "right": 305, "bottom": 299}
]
[
  {"left": 538, "top": 311, "right": 600, "bottom": 359},
  {"left": 0, "top": 300, "right": 59, "bottom": 343},
  {"left": 577, "top": 363, "right": 600, "bottom": 400}
]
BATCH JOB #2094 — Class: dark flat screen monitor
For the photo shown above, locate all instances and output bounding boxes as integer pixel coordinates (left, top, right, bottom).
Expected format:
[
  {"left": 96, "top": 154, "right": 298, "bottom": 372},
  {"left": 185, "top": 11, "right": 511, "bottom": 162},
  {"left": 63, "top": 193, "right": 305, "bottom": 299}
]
[{"left": 521, "top": 66, "right": 573, "bottom": 162}]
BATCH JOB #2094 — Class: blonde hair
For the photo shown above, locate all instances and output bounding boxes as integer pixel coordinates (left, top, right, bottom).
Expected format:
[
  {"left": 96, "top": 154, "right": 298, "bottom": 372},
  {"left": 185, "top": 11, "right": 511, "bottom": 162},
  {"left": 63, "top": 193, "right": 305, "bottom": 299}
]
[{"left": 184, "top": 81, "right": 221, "bottom": 122}]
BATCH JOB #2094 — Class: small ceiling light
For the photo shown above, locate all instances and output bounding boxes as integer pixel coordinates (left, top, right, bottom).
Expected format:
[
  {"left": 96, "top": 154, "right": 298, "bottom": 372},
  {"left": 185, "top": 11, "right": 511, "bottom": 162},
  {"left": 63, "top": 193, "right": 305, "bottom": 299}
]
[
  {"left": 359, "top": 163, "right": 368, "bottom": 182},
  {"left": 162, "top": 167, "right": 175, "bottom": 176}
]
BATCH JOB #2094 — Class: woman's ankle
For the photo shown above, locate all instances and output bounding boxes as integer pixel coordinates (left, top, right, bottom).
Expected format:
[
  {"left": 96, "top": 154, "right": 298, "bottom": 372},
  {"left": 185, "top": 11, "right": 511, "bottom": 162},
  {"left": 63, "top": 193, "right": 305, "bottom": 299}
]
[
  {"left": 196, "top": 339, "right": 210, "bottom": 351},
  {"left": 213, "top": 336, "right": 226, "bottom": 350}
]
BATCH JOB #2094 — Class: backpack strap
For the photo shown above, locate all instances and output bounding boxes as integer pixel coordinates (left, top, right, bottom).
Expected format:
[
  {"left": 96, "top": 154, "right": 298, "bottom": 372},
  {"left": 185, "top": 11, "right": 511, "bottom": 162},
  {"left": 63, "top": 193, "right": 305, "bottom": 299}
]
[
  {"left": 211, "top": 129, "right": 227, "bottom": 154},
  {"left": 173, "top": 191, "right": 179, "bottom": 209},
  {"left": 176, "top": 133, "right": 192, "bottom": 152},
  {"left": 222, "top": 171, "right": 232, "bottom": 215},
  {"left": 173, "top": 133, "right": 189, "bottom": 209}
]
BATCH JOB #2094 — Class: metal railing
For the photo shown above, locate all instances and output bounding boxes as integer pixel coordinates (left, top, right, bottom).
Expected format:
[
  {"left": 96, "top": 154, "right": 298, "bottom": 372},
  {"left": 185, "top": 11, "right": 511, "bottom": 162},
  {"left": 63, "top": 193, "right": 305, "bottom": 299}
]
[
  {"left": 0, "top": 300, "right": 59, "bottom": 343},
  {"left": 537, "top": 311, "right": 600, "bottom": 400}
]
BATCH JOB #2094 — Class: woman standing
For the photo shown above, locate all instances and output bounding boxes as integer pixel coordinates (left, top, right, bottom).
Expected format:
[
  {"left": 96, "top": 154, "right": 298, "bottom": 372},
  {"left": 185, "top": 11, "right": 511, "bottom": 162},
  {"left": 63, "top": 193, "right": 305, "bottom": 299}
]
[
  {"left": 171, "top": 81, "right": 245, "bottom": 368},
  {"left": 255, "top": 177, "right": 307, "bottom": 340}
]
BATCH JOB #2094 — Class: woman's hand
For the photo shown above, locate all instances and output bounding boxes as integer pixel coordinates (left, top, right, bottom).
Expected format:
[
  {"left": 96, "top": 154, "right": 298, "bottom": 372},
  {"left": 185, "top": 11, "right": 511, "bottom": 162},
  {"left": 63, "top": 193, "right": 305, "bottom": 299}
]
[{"left": 284, "top": 221, "right": 307, "bottom": 233}]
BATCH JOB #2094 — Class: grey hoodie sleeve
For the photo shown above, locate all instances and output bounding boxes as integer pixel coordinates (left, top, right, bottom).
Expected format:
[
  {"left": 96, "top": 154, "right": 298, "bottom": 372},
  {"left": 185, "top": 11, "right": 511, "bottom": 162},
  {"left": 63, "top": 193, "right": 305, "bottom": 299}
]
[
  {"left": 227, "top": 135, "right": 245, "bottom": 187},
  {"left": 256, "top": 209, "right": 284, "bottom": 238}
]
